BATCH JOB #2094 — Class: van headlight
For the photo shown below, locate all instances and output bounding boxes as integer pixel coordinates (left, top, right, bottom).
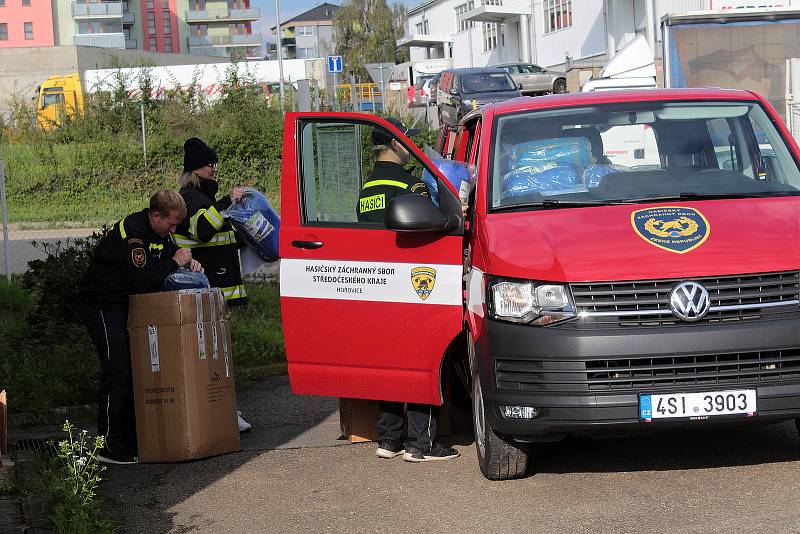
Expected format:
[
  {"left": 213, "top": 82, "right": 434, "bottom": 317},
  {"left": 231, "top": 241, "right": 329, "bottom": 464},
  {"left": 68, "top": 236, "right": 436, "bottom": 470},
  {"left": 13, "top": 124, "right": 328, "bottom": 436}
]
[{"left": 488, "top": 279, "right": 575, "bottom": 326}]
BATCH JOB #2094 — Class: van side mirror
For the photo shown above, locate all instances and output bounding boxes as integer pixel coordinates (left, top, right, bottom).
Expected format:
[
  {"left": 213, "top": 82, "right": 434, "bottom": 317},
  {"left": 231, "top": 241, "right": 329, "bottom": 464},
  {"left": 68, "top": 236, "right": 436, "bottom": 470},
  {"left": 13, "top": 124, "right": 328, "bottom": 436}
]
[{"left": 385, "top": 194, "right": 455, "bottom": 233}]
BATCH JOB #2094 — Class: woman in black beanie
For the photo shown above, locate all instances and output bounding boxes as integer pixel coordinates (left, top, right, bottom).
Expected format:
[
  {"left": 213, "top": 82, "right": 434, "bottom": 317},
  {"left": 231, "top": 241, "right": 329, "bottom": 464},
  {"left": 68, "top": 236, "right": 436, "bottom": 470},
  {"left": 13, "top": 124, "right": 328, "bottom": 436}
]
[
  {"left": 174, "top": 137, "right": 248, "bottom": 307},
  {"left": 175, "top": 137, "right": 251, "bottom": 433}
]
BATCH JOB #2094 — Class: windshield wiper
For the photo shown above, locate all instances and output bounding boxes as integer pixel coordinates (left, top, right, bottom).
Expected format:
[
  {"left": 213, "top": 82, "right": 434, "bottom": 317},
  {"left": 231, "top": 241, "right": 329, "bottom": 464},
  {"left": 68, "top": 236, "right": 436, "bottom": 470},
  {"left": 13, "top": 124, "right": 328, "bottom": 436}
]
[
  {"left": 493, "top": 199, "right": 613, "bottom": 211},
  {"left": 612, "top": 191, "right": 800, "bottom": 203}
]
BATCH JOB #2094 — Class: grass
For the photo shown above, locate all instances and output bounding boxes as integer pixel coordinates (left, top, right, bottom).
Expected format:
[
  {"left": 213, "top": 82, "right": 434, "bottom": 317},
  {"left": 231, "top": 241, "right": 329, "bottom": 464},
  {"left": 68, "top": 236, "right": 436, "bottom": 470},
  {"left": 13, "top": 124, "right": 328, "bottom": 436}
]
[{"left": 0, "top": 278, "right": 284, "bottom": 415}]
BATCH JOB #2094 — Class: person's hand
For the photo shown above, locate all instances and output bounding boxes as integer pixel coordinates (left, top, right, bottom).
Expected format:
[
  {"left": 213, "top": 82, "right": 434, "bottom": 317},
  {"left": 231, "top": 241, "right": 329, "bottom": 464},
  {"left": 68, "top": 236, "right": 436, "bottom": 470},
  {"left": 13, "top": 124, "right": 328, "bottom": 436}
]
[
  {"left": 230, "top": 187, "right": 245, "bottom": 203},
  {"left": 173, "top": 248, "right": 192, "bottom": 267},
  {"left": 188, "top": 259, "right": 203, "bottom": 273}
]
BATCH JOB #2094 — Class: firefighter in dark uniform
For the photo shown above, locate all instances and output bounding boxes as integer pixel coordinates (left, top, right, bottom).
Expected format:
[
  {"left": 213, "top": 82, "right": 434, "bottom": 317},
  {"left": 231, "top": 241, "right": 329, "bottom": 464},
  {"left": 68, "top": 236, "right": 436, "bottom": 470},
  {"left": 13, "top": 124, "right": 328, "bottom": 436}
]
[
  {"left": 77, "top": 189, "right": 199, "bottom": 464},
  {"left": 358, "top": 118, "right": 460, "bottom": 463},
  {"left": 174, "top": 137, "right": 247, "bottom": 306}
]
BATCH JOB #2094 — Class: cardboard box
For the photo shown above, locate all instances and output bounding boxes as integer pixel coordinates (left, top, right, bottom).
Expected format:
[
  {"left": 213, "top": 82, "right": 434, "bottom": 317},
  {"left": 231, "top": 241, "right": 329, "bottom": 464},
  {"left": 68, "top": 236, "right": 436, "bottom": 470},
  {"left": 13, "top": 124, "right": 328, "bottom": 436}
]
[
  {"left": 128, "top": 289, "right": 240, "bottom": 462},
  {"left": 0, "top": 390, "right": 7, "bottom": 466}
]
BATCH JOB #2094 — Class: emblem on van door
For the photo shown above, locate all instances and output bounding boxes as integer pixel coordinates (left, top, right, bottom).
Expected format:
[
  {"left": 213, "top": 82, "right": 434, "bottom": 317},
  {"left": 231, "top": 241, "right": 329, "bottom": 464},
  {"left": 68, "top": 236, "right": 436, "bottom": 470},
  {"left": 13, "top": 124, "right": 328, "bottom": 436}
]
[
  {"left": 631, "top": 206, "right": 710, "bottom": 254},
  {"left": 670, "top": 282, "right": 711, "bottom": 322},
  {"left": 411, "top": 267, "right": 437, "bottom": 301}
]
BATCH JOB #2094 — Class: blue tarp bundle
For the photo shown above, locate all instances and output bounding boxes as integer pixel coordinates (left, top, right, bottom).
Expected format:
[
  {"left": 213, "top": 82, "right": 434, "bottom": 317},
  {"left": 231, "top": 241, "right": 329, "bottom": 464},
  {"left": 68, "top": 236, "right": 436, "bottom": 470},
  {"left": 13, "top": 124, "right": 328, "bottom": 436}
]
[
  {"left": 162, "top": 267, "right": 210, "bottom": 291},
  {"left": 421, "top": 159, "right": 475, "bottom": 206},
  {"left": 503, "top": 163, "right": 587, "bottom": 197},
  {"left": 223, "top": 187, "right": 280, "bottom": 262}
]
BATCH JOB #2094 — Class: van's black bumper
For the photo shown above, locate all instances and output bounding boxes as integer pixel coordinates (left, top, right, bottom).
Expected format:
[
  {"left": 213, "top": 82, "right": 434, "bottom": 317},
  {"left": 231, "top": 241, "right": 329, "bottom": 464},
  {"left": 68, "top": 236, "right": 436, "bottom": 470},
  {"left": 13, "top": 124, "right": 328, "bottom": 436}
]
[{"left": 476, "top": 318, "right": 800, "bottom": 440}]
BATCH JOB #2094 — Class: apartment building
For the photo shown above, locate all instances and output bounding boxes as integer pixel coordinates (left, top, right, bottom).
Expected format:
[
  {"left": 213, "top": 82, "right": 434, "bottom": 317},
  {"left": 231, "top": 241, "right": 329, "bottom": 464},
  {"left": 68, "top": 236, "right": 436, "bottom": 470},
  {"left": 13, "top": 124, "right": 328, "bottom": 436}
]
[
  {"left": 0, "top": 0, "right": 55, "bottom": 48},
  {"left": 398, "top": 0, "right": 721, "bottom": 81},
  {"left": 0, "top": 0, "right": 261, "bottom": 58},
  {"left": 272, "top": 2, "right": 340, "bottom": 60}
]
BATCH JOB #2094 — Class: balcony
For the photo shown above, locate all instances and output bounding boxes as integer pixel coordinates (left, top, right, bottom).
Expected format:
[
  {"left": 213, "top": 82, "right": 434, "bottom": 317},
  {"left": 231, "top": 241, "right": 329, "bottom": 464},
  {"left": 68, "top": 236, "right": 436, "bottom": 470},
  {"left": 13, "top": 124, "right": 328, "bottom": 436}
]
[
  {"left": 125, "top": 38, "right": 137, "bottom": 49},
  {"left": 396, "top": 33, "right": 452, "bottom": 48},
  {"left": 463, "top": 0, "right": 528, "bottom": 23},
  {"left": 188, "top": 33, "right": 262, "bottom": 47},
  {"left": 74, "top": 32, "right": 126, "bottom": 48},
  {"left": 72, "top": 1, "right": 123, "bottom": 19},
  {"left": 281, "top": 37, "right": 296, "bottom": 47},
  {"left": 122, "top": 10, "right": 134, "bottom": 25},
  {"left": 185, "top": 7, "right": 260, "bottom": 23}
]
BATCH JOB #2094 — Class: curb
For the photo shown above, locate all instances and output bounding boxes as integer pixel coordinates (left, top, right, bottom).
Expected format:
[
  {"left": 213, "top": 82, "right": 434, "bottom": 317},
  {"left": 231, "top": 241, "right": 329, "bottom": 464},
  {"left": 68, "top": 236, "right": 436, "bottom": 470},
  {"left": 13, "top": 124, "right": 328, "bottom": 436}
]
[{"left": 9, "top": 404, "right": 95, "bottom": 430}]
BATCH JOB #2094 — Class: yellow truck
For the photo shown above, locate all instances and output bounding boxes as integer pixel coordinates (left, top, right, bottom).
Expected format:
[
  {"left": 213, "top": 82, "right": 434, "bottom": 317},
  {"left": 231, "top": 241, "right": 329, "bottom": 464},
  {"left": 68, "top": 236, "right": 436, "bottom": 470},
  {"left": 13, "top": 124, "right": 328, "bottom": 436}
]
[{"left": 36, "top": 73, "right": 84, "bottom": 129}]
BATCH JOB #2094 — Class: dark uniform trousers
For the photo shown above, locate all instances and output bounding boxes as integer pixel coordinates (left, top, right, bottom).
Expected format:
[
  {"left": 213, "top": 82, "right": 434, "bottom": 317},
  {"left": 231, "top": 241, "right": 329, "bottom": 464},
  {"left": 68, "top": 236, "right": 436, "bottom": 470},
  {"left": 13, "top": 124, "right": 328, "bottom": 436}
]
[
  {"left": 378, "top": 401, "right": 439, "bottom": 452},
  {"left": 76, "top": 301, "right": 136, "bottom": 453}
]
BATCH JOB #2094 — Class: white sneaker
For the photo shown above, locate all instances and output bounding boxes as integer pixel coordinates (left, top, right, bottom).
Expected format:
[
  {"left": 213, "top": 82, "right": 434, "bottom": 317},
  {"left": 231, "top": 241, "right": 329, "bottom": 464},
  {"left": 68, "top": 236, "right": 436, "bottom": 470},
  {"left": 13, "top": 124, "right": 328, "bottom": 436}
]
[{"left": 237, "top": 411, "right": 252, "bottom": 433}]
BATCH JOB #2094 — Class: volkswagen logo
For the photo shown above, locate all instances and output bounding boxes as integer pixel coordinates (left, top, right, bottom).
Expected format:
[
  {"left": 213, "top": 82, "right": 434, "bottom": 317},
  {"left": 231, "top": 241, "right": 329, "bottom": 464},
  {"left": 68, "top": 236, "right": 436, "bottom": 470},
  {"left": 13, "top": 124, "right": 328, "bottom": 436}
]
[{"left": 669, "top": 281, "right": 711, "bottom": 322}]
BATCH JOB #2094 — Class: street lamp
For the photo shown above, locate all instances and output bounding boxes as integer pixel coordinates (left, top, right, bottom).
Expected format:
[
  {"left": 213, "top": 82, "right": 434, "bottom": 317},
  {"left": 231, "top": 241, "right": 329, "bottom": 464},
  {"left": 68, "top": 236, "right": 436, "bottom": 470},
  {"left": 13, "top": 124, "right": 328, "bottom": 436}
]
[{"left": 275, "top": 0, "right": 286, "bottom": 104}]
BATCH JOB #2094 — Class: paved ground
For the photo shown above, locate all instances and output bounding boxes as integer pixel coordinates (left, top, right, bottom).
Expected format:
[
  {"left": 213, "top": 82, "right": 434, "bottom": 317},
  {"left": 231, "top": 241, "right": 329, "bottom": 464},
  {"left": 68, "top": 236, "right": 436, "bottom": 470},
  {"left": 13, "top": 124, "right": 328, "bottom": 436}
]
[
  {"left": 1, "top": 228, "right": 97, "bottom": 275},
  {"left": 78, "top": 375, "right": 800, "bottom": 533}
]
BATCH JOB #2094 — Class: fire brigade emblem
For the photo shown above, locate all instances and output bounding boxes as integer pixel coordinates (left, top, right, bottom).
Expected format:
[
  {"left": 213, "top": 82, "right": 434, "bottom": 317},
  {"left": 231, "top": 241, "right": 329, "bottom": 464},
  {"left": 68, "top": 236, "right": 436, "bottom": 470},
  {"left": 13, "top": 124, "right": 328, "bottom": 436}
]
[
  {"left": 631, "top": 206, "right": 710, "bottom": 254},
  {"left": 411, "top": 267, "right": 437, "bottom": 301},
  {"left": 131, "top": 247, "right": 147, "bottom": 268}
]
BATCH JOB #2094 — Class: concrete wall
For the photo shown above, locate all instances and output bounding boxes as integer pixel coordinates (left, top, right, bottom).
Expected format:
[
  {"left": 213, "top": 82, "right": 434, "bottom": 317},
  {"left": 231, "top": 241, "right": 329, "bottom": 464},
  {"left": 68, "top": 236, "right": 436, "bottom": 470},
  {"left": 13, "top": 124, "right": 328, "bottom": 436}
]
[{"left": 0, "top": 45, "right": 227, "bottom": 115}]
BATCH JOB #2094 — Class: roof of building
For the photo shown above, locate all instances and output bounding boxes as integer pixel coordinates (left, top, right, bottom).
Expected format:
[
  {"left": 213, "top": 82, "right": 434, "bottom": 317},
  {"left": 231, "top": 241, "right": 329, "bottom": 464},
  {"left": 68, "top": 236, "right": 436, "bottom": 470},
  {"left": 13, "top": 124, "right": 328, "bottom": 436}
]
[
  {"left": 271, "top": 2, "right": 342, "bottom": 30},
  {"left": 408, "top": 0, "right": 440, "bottom": 16}
]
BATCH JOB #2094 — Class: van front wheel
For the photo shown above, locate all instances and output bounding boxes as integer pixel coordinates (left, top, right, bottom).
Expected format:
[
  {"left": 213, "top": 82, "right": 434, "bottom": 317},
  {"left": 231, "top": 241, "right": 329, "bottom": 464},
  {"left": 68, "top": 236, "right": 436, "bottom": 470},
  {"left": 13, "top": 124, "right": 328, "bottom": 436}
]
[{"left": 472, "top": 371, "right": 530, "bottom": 480}]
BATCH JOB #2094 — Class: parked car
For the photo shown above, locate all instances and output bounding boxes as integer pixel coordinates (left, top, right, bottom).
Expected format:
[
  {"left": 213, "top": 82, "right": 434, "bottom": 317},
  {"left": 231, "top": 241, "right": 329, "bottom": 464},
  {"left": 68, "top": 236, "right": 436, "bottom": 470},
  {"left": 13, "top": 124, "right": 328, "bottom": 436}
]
[
  {"left": 411, "top": 75, "right": 433, "bottom": 107},
  {"left": 436, "top": 67, "right": 521, "bottom": 126},
  {"left": 493, "top": 63, "right": 567, "bottom": 95},
  {"left": 426, "top": 72, "right": 441, "bottom": 106}
]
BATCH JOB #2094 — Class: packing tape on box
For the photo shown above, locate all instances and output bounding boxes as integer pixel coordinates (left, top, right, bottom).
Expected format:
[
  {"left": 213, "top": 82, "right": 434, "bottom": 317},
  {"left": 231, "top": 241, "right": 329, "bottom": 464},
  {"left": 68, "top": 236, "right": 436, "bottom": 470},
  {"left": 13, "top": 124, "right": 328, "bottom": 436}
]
[
  {"left": 209, "top": 289, "right": 219, "bottom": 360},
  {"left": 148, "top": 325, "right": 160, "bottom": 372},
  {"left": 220, "top": 318, "right": 230, "bottom": 378},
  {"left": 195, "top": 292, "right": 206, "bottom": 360}
]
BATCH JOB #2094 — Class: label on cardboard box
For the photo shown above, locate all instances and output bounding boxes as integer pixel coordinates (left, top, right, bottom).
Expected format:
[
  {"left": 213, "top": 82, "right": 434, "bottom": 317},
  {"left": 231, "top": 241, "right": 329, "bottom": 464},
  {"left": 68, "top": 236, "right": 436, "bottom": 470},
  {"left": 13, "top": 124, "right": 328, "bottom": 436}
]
[
  {"left": 210, "top": 293, "right": 219, "bottom": 360},
  {"left": 220, "top": 319, "right": 230, "bottom": 378},
  {"left": 148, "top": 325, "right": 160, "bottom": 372}
]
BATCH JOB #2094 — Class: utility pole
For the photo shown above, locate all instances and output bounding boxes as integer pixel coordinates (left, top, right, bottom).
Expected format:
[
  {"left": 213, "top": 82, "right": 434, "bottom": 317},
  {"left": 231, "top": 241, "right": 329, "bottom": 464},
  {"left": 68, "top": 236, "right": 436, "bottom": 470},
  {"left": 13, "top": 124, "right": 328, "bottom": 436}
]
[{"left": 275, "top": 0, "right": 286, "bottom": 105}]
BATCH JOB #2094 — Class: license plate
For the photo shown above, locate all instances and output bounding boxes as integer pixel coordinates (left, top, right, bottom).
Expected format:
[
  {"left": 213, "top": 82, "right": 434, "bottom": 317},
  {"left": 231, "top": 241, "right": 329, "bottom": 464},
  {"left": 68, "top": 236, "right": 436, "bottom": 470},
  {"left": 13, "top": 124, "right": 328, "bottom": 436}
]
[{"left": 639, "top": 389, "right": 757, "bottom": 422}]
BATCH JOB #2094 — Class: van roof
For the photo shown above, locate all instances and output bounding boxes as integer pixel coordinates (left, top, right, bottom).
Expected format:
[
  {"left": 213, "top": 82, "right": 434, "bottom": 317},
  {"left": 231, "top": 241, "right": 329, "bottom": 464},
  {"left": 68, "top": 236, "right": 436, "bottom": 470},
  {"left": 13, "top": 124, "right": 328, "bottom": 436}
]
[
  {"left": 484, "top": 87, "right": 763, "bottom": 116},
  {"left": 442, "top": 67, "right": 507, "bottom": 75}
]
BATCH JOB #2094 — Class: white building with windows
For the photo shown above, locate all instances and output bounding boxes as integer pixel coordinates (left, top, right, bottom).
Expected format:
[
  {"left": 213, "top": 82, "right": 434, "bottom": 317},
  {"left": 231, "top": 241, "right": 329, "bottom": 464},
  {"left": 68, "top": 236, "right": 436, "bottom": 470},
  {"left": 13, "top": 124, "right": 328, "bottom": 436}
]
[{"left": 397, "top": 0, "right": 712, "bottom": 83}]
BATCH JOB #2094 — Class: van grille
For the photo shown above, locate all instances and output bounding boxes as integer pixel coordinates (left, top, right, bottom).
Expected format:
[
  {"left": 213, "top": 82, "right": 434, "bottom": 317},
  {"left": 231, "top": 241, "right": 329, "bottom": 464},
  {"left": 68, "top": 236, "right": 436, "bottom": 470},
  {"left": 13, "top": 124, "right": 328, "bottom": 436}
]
[
  {"left": 495, "top": 349, "right": 800, "bottom": 392},
  {"left": 561, "top": 271, "right": 800, "bottom": 329}
]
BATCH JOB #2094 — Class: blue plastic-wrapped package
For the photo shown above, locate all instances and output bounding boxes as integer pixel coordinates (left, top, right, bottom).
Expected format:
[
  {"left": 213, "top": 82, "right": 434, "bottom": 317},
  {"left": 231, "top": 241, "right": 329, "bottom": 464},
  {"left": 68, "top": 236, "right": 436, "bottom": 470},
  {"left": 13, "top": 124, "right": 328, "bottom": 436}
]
[
  {"left": 421, "top": 159, "right": 475, "bottom": 207},
  {"left": 513, "top": 137, "right": 593, "bottom": 170},
  {"left": 502, "top": 163, "right": 587, "bottom": 198},
  {"left": 162, "top": 267, "right": 210, "bottom": 291},
  {"left": 582, "top": 163, "right": 625, "bottom": 188},
  {"left": 222, "top": 187, "right": 280, "bottom": 262}
]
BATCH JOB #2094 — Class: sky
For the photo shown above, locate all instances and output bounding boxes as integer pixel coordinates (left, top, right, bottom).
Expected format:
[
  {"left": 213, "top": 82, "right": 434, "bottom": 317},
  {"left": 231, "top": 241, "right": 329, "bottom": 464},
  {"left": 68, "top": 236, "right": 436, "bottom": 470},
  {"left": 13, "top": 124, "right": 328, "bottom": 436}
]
[{"left": 252, "top": 0, "right": 423, "bottom": 42}]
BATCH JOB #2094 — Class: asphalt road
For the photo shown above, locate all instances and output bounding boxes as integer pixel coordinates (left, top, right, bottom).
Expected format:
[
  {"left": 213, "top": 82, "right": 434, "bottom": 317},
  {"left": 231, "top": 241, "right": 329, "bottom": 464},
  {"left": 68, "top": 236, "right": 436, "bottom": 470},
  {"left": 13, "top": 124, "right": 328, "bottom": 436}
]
[
  {"left": 1, "top": 229, "right": 96, "bottom": 275},
  {"left": 96, "top": 375, "right": 800, "bottom": 533}
]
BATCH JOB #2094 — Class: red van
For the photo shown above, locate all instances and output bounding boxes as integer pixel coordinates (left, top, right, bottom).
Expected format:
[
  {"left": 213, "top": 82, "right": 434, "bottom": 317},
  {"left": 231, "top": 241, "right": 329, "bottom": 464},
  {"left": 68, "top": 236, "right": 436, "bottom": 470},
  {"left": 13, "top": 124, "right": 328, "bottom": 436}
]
[{"left": 279, "top": 88, "right": 800, "bottom": 480}]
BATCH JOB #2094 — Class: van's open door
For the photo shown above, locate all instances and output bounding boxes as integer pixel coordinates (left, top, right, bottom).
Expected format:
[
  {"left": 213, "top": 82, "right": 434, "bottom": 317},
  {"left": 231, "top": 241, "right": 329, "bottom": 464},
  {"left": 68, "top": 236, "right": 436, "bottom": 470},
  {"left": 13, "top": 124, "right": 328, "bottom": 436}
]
[{"left": 279, "top": 112, "right": 465, "bottom": 405}]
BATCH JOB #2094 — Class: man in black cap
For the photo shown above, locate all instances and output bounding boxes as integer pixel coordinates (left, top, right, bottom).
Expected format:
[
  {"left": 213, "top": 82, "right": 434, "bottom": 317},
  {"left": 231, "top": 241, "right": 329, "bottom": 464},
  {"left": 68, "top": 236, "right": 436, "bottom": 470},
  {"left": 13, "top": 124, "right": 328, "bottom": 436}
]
[
  {"left": 359, "top": 118, "right": 460, "bottom": 463},
  {"left": 357, "top": 117, "right": 433, "bottom": 224}
]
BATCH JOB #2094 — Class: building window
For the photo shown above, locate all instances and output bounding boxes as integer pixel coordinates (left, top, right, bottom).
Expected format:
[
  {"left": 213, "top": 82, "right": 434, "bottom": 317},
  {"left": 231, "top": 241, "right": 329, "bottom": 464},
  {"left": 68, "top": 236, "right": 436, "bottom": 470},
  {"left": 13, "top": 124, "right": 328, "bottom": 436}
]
[
  {"left": 24, "top": 21, "right": 33, "bottom": 39},
  {"left": 164, "top": 36, "right": 172, "bottom": 52},
  {"left": 455, "top": 1, "right": 475, "bottom": 32},
  {"left": 0, "top": 24, "right": 7, "bottom": 40},
  {"left": 544, "top": 0, "right": 572, "bottom": 33},
  {"left": 483, "top": 0, "right": 502, "bottom": 5},
  {"left": 194, "top": 24, "right": 207, "bottom": 36},
  {"left": 162, "top": 0, "right": 169, "bottom": 8},
  {"left": 482, "top": 22, "right": 497, "bottom": 51},
  {"left": 297, "top": 25, "right": 314, "bottom": 37},
  {"left": 22, "top": 0, "right": 30, "bottom": 5},
  {"left": 415, "top": 19, "right": 429, "bottom": 35},
  {"left": 146, "top": 0, "right": 153, "bottom": 9},
  {"left": 0, "top": 1, "right": 5, "bottom": 7},
  {"left": 147, "top": 12, "right": 155, "bottom": 33},
  {"left": 297, "top": 47, "right": 316, "bottom": 58},
  {"left": 78, "top": 20, "right": 122, "bottom": 34},
  {"left": 148, "top": 36, "right": 156, "bottom": 49},
  {"left": 229, "top": 23, "right": 246, "bottom": 35},
  {"left": 192, "top": 0, "right": 205, "bottom": 9},
  {"left": 162, "top": 11, "right": 171, "bottom": 34}
]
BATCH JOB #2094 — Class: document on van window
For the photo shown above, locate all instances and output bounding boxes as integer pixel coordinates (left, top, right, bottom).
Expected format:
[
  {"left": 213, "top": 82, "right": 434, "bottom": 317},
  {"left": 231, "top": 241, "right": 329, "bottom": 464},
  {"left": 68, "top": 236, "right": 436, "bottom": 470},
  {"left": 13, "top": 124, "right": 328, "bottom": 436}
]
[{"left": 639, "top": 389, "right": 757, "bottom": 422}]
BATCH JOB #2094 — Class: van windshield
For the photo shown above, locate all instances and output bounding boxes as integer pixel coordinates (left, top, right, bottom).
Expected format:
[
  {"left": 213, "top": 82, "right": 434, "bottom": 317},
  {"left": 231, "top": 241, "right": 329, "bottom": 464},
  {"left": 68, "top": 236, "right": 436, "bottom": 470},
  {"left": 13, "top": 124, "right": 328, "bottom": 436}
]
[
  {"left": 462, "top": 73, "right": 516, "bottom": 93},
  {"left": 490, "top": 101, "right": 800, "bottom": 210}
]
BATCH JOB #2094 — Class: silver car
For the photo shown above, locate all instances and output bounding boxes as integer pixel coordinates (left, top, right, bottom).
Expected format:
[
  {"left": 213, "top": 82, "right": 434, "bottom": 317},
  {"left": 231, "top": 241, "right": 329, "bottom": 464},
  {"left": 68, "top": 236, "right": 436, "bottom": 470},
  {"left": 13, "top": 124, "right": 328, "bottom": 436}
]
[{"left": 493, "top": 63, "right": 567, "bottom": 95}]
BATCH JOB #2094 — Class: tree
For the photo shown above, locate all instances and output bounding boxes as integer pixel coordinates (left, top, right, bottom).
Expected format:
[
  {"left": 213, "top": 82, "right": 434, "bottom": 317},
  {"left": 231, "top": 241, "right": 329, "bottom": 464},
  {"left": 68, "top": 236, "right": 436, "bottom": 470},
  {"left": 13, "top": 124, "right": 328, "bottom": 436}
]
[
  {"left": 334, "top": 0, "right": 402, "bottom": 79},
  {"left": 392, "top": 3, "right": 410, "bottom": 64}
]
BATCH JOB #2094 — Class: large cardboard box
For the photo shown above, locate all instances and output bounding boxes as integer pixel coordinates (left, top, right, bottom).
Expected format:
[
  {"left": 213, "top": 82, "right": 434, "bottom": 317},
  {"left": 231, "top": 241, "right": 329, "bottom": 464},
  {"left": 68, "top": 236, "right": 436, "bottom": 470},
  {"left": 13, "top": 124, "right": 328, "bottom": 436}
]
[{"left": 128, "top": 289, "right": 240, "bottom": 462}]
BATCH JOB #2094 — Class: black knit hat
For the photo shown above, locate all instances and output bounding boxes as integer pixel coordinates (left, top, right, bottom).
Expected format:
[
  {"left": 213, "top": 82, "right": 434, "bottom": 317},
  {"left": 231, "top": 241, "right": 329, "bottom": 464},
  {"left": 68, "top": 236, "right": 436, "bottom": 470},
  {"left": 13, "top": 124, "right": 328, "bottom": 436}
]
[
  {"left": 371, "top": 117, "right": 420, "bottom": 146},
  {"left": 183, "top": 137, "right": 218, "bottom": 172}
]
